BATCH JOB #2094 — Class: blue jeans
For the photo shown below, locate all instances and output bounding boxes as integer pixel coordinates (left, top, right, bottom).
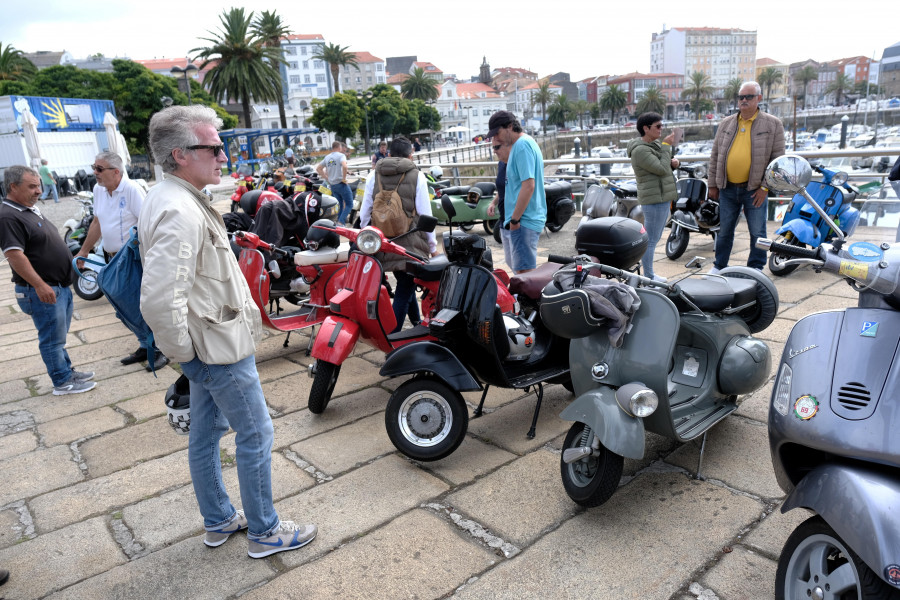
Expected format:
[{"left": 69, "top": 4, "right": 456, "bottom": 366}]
[
  {"left": 41, "top": 182, "right": 59, "bottom": 203},
  {"left": 330, "top": 182, "right": 353, "bottom": 225},
  {"left": 391, "top": 270, "right": 420, "bottom": 333},
  {"left": 641, "top": 202, "right": 670, "bottom": 278},
  {"left": 16, "top": 284, "right": 73, "bottom": 386},
  {"left": 501, "top": 225, "right": 540, "bottom": 272},
  {"left": 180, "top": 355, "right": 280, "bottom": 538},
  {"left": 715, "top": 186, "right": 768, "bottom": 270}
]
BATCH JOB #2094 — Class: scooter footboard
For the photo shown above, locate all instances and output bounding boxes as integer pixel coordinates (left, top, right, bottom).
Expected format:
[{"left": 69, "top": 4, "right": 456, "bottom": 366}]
[
  {"left": 560, "top": 388, "right": 645, "bottom": 460},
  {"left": 782, "top": 463, "right": 900, "bottom": 584}
]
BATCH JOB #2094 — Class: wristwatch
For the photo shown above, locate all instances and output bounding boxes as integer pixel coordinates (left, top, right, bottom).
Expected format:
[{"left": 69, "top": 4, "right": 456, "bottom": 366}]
[{"left": 510, "top": 217, "right": 520, "bottom": 225}]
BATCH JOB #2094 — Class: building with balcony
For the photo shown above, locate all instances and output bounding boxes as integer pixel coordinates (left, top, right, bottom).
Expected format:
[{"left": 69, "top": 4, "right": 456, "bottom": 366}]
[
  {"left": 607, "top": 72, "right": 685, "bottom": 120},
  {"left": 279, "top": 34, "right": 331, "bottom": 102},
  {"left": 435, "top": 82, "right": 505, "bottom": 141},
  {"left": 651, "top": 26, "right": 757, "bottom": 90},
  {"left": 341, "top": 52, "right": 385, "bottom": 93},
  {"left": 512, "top": 81, "right": 562, "bottom": 128}
]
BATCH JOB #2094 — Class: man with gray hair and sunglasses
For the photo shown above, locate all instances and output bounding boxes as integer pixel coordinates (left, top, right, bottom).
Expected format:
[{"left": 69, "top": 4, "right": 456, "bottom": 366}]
[
  {"left": 139, "top": 105, "right": 317, "bottom": 559},
  {"left": 75, "top": 151, "right": 167, "bottom": 370}
]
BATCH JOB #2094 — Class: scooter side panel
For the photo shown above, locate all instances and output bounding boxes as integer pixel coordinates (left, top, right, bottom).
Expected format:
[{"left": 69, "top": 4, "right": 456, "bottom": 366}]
[
  {"left": 559, "top": 388, "right": 646, "bottom": 459},
  {"left": 310, "top": 316, "right": 361, "bottom": 364},
  {"left": 380, "top": 341, "right": 481, "bottom": 391},
  {"left": 782, "top": 463, "right": 900, "bottom": 589}
]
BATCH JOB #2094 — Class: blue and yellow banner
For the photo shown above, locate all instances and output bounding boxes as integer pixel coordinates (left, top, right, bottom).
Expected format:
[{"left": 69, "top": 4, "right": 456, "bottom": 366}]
[{"left": 12, "top": 95, "right": 116, "bottom": 132}]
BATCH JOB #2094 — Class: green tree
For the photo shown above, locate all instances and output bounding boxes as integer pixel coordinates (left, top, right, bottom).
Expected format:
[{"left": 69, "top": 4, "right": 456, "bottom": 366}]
[
  {"left": 757, "top": 66, "right": 783, "bottom": 103},
  {"left": 723, "top": 77, "right": 744, "bottom": 111},
  {"left": 27, "top": 64, "right": 116, "bottom": 99},
  {"left": 401, "top": 67, "right": 439, "bottom": 102},
  {"left": 853, "top": 80, "right": 881, "bottom": 96},
  {"left": 192, "top": 7, "right": 283, "bottom": 128},
  {"left": 394, "top": 101, "right": 419, "bottom": 136},
  {"left": 547, "top": 94, "right": 573, "bottom": 128},
  {"left": 600, "top": 84, "right": 627, "bottom": 125},
  {"left": 589, "top": 103, "right": 601, "bottom": 125},
  {"left": 309, "top": 91, "right": 363, "bottom": 140},
  {"left": 635, "top": 87, "right": 666, "bottom": 116},
  {"left": 826, "top": 73, "right": 854, "bottom": 106},
  {"left": 531, "top": 82, "right": 553, "bottom": 134},
  {"left": 0, "top": 42, "right": 36, "bottom": 83},
  {"left": 410, "top": 98, "right": 440, "bottom": 132},
  {"left": 571, "top": 99, "right": 592, "bottom": 129},
  {"left": 312, "top": 42, "right": 358, "bottom": 95},
  {"left": 793, "top": 66, "right": 819, "bottom": 109},
  {"left": 681, "top": 71, "right": 714, "bottom": 119},
  {"left": 252, "top": 9, "right": 292, "bottom": 138}
]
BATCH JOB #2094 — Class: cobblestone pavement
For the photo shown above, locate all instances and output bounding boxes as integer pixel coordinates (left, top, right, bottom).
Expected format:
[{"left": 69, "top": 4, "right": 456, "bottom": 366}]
[{"left": 0, "top": 189, "right": 870, "bottom": 599}]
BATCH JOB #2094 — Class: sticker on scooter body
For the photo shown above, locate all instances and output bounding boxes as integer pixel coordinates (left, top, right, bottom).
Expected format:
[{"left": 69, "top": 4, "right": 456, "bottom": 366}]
[
  {"left": 839, "top": 260, "right": 868, "bottom": 280},
  {"left": 847, "top": 241, "right": 883, "bottom": 262},
  {"left": 885, "top": 564, "right": 900, "bottom": 586},
  {"left": 793, "top": 395, "right": 819, "bottom": 420},
  {"left": 860, "top": 321, "right": 879, "bottom": 337}
]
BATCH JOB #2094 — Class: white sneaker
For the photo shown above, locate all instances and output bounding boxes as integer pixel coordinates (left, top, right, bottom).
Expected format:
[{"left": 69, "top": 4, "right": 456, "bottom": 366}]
[
  {"left": 651, "top": 274, "right": 667, "bottom": 283},
  {"left": 708, "top": 267, "right": 721, "bottom": 275},
  {"left": 247, "top": 520, "right": 317, "bottom": 558}
]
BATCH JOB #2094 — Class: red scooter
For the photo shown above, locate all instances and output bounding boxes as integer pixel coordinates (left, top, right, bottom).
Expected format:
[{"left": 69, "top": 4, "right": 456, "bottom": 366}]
[{"left": 307, "top": 218, "right": 517, "bottom": 414}]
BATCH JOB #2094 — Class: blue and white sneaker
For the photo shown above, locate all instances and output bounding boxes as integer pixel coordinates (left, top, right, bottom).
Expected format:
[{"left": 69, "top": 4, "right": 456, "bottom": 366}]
[
  {"left": 204, "top": 510, "right": 247, "bottom": 547},
  {"left": 72, "top": 370, "right": 95, "bottom": 382},
  {"left": 52, "top": 378, "right": 96, "bottom": 395},
  {"left": 247, "top": 520, "right": 317, "bottom": 558}
]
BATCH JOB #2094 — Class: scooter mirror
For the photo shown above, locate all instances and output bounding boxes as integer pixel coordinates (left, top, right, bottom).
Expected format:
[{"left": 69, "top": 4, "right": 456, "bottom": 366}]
[
  {"left": 441, "top": 195, "right": 457, "bottom": 220},
  {"left": 764, "top": 154, "right": 812, "bottom": 194},
  {"left": 416, "top": 215, "right": 438, "bottom": 233}
]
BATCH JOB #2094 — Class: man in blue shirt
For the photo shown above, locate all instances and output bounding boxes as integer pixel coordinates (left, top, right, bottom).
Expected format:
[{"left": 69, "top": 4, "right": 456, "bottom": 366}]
[{"left": 487, "top": 111, "right": 546, "bottom": 273}]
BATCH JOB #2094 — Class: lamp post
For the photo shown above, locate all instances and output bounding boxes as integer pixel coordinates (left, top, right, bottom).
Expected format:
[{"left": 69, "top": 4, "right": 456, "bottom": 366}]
[
  {"left": 462, "top": 105, "right": 473, "bottom": 144},
  {"left": 357, "top": 90, "right": 373, "bottom": 156},
  {"left": 171, "top": 63, "right": 199, "bottom": 105}
]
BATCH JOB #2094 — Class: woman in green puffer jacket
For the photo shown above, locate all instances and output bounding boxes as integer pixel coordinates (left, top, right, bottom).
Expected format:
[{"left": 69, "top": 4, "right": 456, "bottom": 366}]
[{"left": 626, "top": 112, "right": 680, "bottom": 281}]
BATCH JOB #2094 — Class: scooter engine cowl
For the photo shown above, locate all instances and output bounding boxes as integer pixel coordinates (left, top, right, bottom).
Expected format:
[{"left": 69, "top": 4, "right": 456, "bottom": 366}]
[{"left": 718, "top": 335, "right": 771, "bottom": 395}]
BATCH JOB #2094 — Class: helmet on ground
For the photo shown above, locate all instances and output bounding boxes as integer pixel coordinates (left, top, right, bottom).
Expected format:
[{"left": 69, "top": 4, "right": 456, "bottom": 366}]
[
  {"left": 165, "top": 374, "right": 191, "bottom": 435},
  {"left": 430, "top": 165, "right": 443, "bottom": 179},
  {"left": 305, "top": 219, "right": 340, "bottom": 250},
  {"left": 239, "top": 190, "right": 281, "bottom": 217}
]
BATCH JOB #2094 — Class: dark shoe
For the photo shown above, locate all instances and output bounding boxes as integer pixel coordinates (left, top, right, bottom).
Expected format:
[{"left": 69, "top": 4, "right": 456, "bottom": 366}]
[
  {"left": 146, "top": 353, "right": 170, "bottom": 372},
  {"left": 0, "top": 568, "right": 9, "bottom": 586},
  {"left": 121, "top": 348, "right": 147, "bottom": 365}
]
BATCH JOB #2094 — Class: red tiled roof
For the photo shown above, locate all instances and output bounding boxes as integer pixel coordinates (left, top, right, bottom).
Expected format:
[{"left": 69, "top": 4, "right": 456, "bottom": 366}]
[
  {"left": 387, "top": 73, "right": 409, "bottom": 84},
  {"left": 134, "top": 58, "right": 212, "bottom": 72},
  {"left": 413, "top": 61, "right": 442, "bottom": 73},
  {"left": 519, "top": 82, "right": 560, "bottom": 91},
  {"left": 352, "top": 51, "right": 383, "bottom": 63},
  {"left": 283, "top": 34, "right": 324, "bottom": 41}
]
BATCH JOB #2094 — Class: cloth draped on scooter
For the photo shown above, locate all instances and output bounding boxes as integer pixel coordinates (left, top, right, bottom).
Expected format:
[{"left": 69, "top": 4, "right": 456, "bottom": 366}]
[{"left": 548, "top": 270, "right": 641, "bottom": 348}]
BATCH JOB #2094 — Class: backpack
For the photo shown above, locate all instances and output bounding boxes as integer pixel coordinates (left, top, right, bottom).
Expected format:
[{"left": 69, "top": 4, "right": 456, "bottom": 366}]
[{"left": 371, "top": 171, "right": 413, "bottom": 238}]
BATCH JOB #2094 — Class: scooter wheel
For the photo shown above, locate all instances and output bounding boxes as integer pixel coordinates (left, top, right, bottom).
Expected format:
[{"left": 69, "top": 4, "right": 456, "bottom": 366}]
[
  {"left": 665, "top": 225, "right": 689, "bottom": 260},
  {"left": 775, "top": 515, "right": 896, "bottom": 600},
  {"left": 308, "top": 360, "right": 341, "bottom": 414},
  {"left": 385, "top": 377, "right": 468, "bottom": 461},
  {"left": 560, "top": 421, "right": 623, "bottom": 507},
  {"left": 493, "top": 223, "right": 502, "bottom": 244},
  {"left": 483, "top": 219, "right": 498, "bottom": 235},
  {"left": 460, "top": 222, "right": 475, "bottom": 232},
  {"left": 546, "top": 222, "right": 563, "bottom": 233},
  {"left": 767, "top": 235, "right": 802, "bottom": 276},
  {"left": 75, "top": 269, "right": 103, "bottom": 301}
]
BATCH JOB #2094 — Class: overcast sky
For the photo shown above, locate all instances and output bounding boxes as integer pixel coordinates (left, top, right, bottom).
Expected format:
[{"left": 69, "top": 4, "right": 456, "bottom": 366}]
[{"left": 2, "top": 0, "right": 897, "bottom": 83}]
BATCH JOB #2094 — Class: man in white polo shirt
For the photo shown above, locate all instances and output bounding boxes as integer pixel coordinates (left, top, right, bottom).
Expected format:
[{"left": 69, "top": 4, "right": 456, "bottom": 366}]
[{"left": 75, "top": 151, "right": 168, "bottom": 370}]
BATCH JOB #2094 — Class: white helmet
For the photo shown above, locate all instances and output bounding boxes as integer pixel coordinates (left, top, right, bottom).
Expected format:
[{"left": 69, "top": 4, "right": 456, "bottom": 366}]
[
  {"left": 165, "top": 374, "right": 191, "bottom": 435},
  {"left": 429, "top": 165, "right": 443, "bottom": 179}
]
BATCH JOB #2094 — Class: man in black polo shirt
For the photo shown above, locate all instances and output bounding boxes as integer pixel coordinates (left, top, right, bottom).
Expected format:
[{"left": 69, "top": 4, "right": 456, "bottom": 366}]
[{"left": 0, "top": 166, "right": 96, "bottom": 395}]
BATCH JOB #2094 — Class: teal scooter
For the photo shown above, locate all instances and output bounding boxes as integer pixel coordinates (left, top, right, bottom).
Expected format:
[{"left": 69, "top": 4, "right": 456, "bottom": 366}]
[{"left": 430, "top": 182, "right": 500, "bottom": 234}]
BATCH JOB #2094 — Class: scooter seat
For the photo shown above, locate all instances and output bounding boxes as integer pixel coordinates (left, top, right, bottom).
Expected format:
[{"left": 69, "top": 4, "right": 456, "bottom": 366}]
[
  {"left": 674, "top": 276, "right": 756, "bottom": 313},
  {"left": 406, "top": 254, "right": 449, "bottom": 281},
  {"left": 439, "top": 186, "right": 470, "bottom": 197},
  {"left": 614, "top": 182, "right": 638, "bottom": 197},
  {"left": 509, "top": 261, "right": 563, "bottom": 300},
  {"left": 545, "top": 181, "right": 573, "bottom": 202}
]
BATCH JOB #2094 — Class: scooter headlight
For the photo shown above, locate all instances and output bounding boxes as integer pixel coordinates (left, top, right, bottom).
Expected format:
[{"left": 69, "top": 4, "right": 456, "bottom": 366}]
[
  {"left": 356, "top": 228, "right": 382, "bottom": 255},
  {"left": 772, "top": 363, "right": 793, "bottom": 416},
  {"left": 615, "top": 382, "right": 658, "bottom": 418},
  {"left": 831, "top": 171, "right": 848, "bottom": 187}
]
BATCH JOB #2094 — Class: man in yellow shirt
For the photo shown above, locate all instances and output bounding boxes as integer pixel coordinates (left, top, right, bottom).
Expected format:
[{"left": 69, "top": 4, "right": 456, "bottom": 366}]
[{"left": 707, "top": 81, "right": 785, "bottom": 273}]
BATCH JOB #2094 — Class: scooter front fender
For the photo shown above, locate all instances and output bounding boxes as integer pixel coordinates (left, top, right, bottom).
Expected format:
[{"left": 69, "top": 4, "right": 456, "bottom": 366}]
[
  {"left": 559, "top": 387, "right": 645, "bottom": 460},
  {"left": 310, "top": 316, "right": 361, "bottom": 365},
  {"left": 380, "top": 341, "right": 481, "bottom": 391},
  {"left": 671, "top": 210, "right": 700, "bottom": 232},
  {"left": 782, "top": 463, "right": 900, "bottom": 584},
  {"left": 775, "top": 219, "right": 820, "bottom": 246}
]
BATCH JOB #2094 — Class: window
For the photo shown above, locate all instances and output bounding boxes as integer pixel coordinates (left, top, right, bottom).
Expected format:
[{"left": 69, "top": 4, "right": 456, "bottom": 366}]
[
  {"left": 301, "top": 46, "right": 307, "bottom": 55},
  {"left": 483, "top": 108, "right": 491, "bottom": 115},
  {"left": 291, "top": 119, "right": 298, "bottom": 128},
  {"left": 367, "top": 76, "right": 372, "bottom": 83},
  {"left": 376, "top": 64, "right": 383, "bottom": 71},
  {"left": 317, "top": 88, "right": 326, "bottom": 97},
  {"left": 303, "top": 60, "right": 308, "bottom": 69},
  {"left": 316, "top": 74, "right": 326, "bottom": 82},
  {"left": 289, "top": 62, "right": 298, "bottom": 69},
  {"left": 344, "top": 77, "right": 350, "bottom": 84},
  {"left": 284, "top": 47, "right": 296, "bottom": 55},
  {"left": 377, "top": 75, "right": 384, "bottom": 83},
  {"left": 290, "top": 75, "right": 300, "bottom": 84},
  {"left": 304, "top": 75, "right": 310, "bottom": 83},
  {"left": 356, "top": 76, "right": 361, "bottom": 83},
  {"left": 271, "top": 121, "right": 279, "bottom": 128},
  {"left": 314, "top": 60, "right": 324, "bottom": 69}
]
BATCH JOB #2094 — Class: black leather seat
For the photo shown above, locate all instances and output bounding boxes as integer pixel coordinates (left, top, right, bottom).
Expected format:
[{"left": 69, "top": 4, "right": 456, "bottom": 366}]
[
  {"left": 673, "top": 276, "right": 757, "bottom": 313},
  {"left": 439, "top": 186, "right": 471, "bottom": 197}
]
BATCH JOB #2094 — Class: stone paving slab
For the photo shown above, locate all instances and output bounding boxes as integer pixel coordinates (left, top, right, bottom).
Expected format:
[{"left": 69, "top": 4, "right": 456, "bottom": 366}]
[
  {"left": 291, "top": 412, "right": 396, "bottom": 476},
  {"left": 0, "top": 379, "right": 31, "bottom": 405},
  {"left": 241, "top": 509, "right": 497, "bottom": 600},
  {"left": 744, "top": 504, "right": 813, "bottom": 558},
  {"left": 0, "top": 508, "right": 24, "bottom": 549},
  {"left": 38, "top": 406, "right": 127, "bottom": 447},
  {"left": 0, "top": 445, "right": 83, "bottom": 506},
  {"left": 454, "top": 471, "right": 765, "bottom": 599},
  {"left": 0, "top": 517, "right": 127, "bottom": 600},
  {"left": 701, "top": 545, "right": 777, "bottom": 600},
  {"left": 779, "top": 291, "right": 857, "bottom": 320},
  {"left": 79, "top": 416, "right": 189, "bottom": 477},
  {"left": 417, "top": 435, "right": 517, "bottom": 486},
  {"left": 0, "top": 428, "right": 37, "bottom": 460},
  {"left": 116, "top": 390, "right": 168, "bottom": 423}
]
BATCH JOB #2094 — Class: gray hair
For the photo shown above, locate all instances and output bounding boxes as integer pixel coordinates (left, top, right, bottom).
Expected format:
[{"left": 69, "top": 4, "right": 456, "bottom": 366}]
[
  {"left": 4, "top": 165, "right": 38, "bottom": 188},
  {"left": 742, "top": 81, "right": 762, "bottom": 96},
  {"left": 41, "top": 159, "right": 48, "bottom": 165},
  {"left": 95, "top": 151, "right": 124, "bottom": 172},
  {"left": 149, "top": 105, "right": 223, "bottom": 174}
]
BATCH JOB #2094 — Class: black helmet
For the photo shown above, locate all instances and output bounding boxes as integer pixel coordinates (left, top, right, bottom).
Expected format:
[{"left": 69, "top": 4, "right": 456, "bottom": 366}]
[
  {"left": 164, "top": 374, "right": 191, "bottom": 435},
  {"left": 298, "top": 191, "right": 339, "bottom": 228},
  {"left": 240, "top": 189, "right": 281, "bottom": 217},
  {"left": 305, "top": 218, "right": 340, "bottom": 250}
]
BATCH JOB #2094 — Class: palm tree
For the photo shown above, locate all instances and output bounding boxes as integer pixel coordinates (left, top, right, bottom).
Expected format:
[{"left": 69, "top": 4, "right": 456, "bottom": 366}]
[
  {"left": 251, "top": 10, "right": 291, "bottom": 136},
  {"left": 757, "top": 66, "right": 783, "bottom": 103},
  {"left": 0, "top": 42, "right": 36, "bottom": 82},
  {"left": 571, "top": 99, "right": 592, "bottom": 129},
  {"left": 723, "top": 77, "right": 744, "bottom": 112},
  {"left": 681, "top": 71, "right": 714, "bottom": 119},
  {"left": 401, "top": 67, "right": 438, "bottom": 101},
  {"left": 793, "top": 66, "right": 819, "bottom": 109},
  {"left": 547, "top": 94, "right": 574, "bottom": 128},
  {"left": 192, "top": 8, "right": 283, "bottom": 128},
  {"left": 600, "top": 84, "right": 627, "bottom": 126},
  {"left": 589, "top": 103, "right": 601, "bottom": 126},
  {"left": 532, "top": 82, "right": 554, "bottom": 134},
  {"left": 826, "top": 73, "right": 854, "bottom": 106},
  {"left": 635, "top": 87, "right": 666, "bottom": 116},
  {"left": 312, "top": 42, "right": 358, "bottom": 94}
]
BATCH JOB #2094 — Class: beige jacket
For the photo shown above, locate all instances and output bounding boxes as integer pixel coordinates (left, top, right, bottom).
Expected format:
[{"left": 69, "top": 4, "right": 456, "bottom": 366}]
[
  {"left": 138, "top": 175, "right": 261, "bottom": 364},
  {"left": 707, "top": 110, "right": 785, "bottom": 191}
]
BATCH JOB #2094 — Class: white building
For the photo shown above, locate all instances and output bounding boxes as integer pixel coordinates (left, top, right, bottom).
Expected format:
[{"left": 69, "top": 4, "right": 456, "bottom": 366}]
[
  {"left": 513, "top": 81, "right": 562, "bottom": 127},
  {"left": 279, "top": 34, "right": 331, "bottom": 103},
  {"left": 435, "top": 82, "right": 507, "bottom": 141},
  {"left": 651, "top": 27, "right": 757, "bottom": 89}
]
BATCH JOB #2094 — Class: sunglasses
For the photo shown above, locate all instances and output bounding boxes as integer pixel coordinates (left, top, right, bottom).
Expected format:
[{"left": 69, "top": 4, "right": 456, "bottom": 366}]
[
  {"left": 492, "top": 144, "right": 502, "bottom": 152},
  {"left": 187, "top": 144, "right": 225, "bottom": 156},
  {"left": 91, "top": 164, "right": 114, "bottom": 173},
  {"left": 738, "top": 94, "right": 758, "bottom": 101},
  {"left": 652, "top": 123, "right": 663, "bottom": 129}
]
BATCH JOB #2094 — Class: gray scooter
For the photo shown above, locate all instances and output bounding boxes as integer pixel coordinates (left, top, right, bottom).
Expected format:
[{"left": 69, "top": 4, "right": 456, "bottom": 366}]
[
  {"left": 540, "top": 243, "right": 779, "bottom": 508},
  {"left": 758, "top": 154, "right": 900, "bottom": 599}
]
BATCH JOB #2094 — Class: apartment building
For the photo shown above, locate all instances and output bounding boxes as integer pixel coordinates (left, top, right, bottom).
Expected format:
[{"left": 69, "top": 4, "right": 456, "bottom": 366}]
[{"left": 651, "top": 27, "right": 757, "bottom": 89}]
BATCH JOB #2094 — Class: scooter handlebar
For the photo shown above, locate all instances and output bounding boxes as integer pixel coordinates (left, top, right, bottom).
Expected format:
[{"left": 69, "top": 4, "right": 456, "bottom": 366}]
[
  {"left": 760, "top": 238, "right": 823, "bottom": 261},
  {"left": 548, "top": 254, "right": 576, "bottom": 265}
]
